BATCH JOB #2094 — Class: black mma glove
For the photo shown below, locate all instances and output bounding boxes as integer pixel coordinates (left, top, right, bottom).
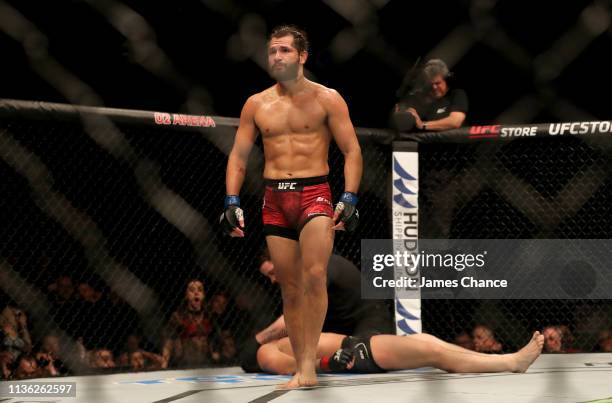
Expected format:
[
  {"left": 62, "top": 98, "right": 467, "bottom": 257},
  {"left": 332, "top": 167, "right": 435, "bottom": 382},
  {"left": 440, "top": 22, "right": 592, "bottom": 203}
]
[
  {"left": 333, "top": 191, "right": 359, "bottom": 232},
  {"left": 220, "top": 195, "right": 245, "bottom": 237},
  {"left": 320, "top": 348, "right": 353, "bottom": 373}
]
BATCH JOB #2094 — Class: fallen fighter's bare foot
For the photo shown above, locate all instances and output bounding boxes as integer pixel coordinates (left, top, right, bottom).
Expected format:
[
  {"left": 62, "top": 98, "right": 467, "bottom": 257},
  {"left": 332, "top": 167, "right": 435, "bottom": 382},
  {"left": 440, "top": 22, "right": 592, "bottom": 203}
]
[{"left": 513, "top": 331, "right": 544, "bottom": 373}]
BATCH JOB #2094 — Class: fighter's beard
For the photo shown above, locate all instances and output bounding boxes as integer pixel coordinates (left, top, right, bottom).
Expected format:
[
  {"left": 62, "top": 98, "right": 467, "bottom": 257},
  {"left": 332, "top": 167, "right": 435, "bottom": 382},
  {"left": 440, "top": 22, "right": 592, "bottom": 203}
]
[{"left": 269, "top": 62, "right": 299, "bottom": 82}]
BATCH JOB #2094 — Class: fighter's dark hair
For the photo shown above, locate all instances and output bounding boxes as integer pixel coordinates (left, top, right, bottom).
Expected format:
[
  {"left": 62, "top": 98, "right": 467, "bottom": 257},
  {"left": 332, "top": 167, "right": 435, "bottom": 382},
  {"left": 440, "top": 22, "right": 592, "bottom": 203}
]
[{"left": 269, "top": 24, "right": 310, "bottom": 54}]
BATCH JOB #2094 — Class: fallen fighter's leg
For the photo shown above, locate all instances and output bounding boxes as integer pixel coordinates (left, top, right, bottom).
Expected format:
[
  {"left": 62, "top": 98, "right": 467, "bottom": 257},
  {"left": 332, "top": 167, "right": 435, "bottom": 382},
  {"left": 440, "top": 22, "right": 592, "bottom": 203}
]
[{"left": 370, "top": 331, "right": 544, "bottom": 373}]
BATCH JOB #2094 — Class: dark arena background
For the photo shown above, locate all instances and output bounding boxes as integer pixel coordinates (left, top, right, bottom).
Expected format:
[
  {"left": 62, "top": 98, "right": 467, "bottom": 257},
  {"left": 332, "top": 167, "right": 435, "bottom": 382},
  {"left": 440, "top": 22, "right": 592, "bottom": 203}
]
[{"left": 1, "top": 1, "right": 612, "bottom": 401}]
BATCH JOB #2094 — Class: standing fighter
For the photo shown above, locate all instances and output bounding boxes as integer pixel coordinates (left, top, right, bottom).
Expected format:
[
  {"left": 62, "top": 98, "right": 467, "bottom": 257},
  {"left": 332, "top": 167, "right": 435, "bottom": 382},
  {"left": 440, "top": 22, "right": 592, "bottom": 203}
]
[{"left": 222, "top": 25, "right": 362, "bottom": 388}]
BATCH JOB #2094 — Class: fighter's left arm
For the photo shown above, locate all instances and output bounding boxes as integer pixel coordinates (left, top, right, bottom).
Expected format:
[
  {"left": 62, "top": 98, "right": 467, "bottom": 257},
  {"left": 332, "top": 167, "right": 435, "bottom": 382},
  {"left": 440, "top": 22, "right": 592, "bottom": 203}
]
[{"left": 322, "top": 89, "right": 362, "bottom": 194}]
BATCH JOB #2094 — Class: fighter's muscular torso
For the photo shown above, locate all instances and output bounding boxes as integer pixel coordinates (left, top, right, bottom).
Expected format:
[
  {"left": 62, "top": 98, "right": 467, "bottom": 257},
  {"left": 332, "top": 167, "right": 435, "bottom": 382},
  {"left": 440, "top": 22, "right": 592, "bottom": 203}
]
[{"left": 252, "top": 81, "right": 335, "bottom": 179}]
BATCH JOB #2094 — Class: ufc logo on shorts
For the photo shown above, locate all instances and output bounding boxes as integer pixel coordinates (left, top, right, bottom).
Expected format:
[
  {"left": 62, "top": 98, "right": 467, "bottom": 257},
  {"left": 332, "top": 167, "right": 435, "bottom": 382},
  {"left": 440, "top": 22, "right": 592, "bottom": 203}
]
[
  {"left": 278, "top": 182, "right": 297, "bottom": 190},
  {"left": 316, "top": 196, "right": 331, "bottom": 205}
]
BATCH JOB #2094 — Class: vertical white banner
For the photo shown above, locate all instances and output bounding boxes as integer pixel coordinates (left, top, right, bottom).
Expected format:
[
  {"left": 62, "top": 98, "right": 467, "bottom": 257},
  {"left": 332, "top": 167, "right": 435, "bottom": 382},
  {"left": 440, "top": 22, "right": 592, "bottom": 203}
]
[{"left": 392, "top": 142, "right": 421, "bottom": 335}]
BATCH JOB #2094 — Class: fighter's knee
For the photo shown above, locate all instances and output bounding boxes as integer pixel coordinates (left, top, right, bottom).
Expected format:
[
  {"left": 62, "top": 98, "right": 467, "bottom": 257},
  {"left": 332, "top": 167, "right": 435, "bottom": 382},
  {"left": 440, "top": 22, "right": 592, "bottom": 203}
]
[
  {"left": 428, "top": 343, "right": 449, "bottom": 370},
  {"left": 370, "top": 349, "right": 391, "bottom": 368},
  {"left": 304, "top": 264, "right": 327, "bottom": 286},
  {"left": 278, "top": 278, "right": 298, "bottom": 291}
]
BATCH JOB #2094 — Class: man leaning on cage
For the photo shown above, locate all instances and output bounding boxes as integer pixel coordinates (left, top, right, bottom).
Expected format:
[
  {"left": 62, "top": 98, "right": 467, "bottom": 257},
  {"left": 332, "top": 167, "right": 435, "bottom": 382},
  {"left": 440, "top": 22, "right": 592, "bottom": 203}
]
[{"left": 392, "top": 59, "right": 468, "bottom": 132}]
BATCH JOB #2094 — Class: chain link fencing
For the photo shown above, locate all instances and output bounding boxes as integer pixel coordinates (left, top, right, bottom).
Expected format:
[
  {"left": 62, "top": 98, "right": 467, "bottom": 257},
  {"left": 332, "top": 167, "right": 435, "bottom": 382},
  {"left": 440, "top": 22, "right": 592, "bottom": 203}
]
[
  {"left": 0, "top": 103, "right": 392, "bottom": 377},
  {"left": 418, "top": 135, "right": 612, "bottom": 353},
  {"left": 0, "top": 0, "right": 611, "bottom": 380}
]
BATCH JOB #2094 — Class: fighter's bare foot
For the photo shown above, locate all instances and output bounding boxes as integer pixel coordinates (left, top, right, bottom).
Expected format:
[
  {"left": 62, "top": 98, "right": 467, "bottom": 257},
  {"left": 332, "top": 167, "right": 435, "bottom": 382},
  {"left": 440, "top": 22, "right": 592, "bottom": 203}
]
[
  {"left": 296, "top": 368, "right": 318, "bottom": 388},
  {"left": 513, "top": 331, "right": 544, "bottom": 373},
  {"left": 277, "top": 374, "right": 301, "bottom": 390},
  {"left": 276, "top": 371, "right": 318, "bottom": 389}
]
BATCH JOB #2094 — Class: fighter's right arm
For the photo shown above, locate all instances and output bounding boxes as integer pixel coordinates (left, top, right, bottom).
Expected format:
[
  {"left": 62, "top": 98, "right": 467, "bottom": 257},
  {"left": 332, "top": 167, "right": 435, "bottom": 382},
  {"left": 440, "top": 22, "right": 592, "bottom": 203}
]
[{"left": 226, "top": 95, "right": 260, "bottom": 195}]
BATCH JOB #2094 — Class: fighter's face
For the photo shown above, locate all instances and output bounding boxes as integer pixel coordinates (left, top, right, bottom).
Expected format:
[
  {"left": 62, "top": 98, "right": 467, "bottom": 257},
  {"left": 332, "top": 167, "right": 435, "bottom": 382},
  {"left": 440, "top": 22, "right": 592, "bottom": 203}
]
[
  {"left": 267, "top": 35, "right": 305, "bottom": 81},
  {"left": 429, "top": 74, "right": 448, "bottom": 99},
  {"left": 185, "top": 280, "right": 205, "bottom": 310}
]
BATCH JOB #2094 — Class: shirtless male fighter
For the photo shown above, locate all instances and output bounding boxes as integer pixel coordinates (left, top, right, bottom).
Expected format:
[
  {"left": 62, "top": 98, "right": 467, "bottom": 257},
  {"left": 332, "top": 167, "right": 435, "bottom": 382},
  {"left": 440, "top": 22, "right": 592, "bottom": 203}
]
[{"left": 222, "top": 25, "right": 362, "bottom": 388}]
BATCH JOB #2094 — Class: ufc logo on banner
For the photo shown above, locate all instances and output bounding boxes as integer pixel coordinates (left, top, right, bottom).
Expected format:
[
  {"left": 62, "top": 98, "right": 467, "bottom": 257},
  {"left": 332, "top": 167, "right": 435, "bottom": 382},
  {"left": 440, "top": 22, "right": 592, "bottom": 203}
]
[
  {"left": 278, "top": 182, "right": 296, "bottom": 190},
  {"left": 469, "top": 125, "right": 501, "bottom": 134}
]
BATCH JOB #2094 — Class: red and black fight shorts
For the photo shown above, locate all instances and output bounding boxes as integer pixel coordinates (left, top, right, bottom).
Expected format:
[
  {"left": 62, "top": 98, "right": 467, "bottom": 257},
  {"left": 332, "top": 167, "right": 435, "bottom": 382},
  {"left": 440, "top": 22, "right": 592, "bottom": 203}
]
[{"left": 262, "top": 176, "right": 334, "bottom": 240}]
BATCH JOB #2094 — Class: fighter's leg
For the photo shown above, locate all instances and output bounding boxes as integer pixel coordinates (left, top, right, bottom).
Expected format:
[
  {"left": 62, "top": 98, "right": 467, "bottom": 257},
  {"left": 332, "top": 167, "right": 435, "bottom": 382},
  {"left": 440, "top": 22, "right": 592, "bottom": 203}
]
[
  {"left": 257, "top": 342, "right": 297, "bottom": 375},
  {"left": 408, "top": 333, "right": 483, "bottom": 354},
  {"left": 276, "top": 333, "right": 346, "bottom": 358},
  {"left": 266, "top": 235, "right": 303, "bottom": 388},
  {"left": 409, "top": 332, "right": 544, "bottom": 372},
  {"left": 295, "top": 215, "right": 334, "bottom": 386},
  {"left": 371, "top": 331, "right": 544, "bottom": 373},
  {"left": 258, "top": 333, "right": 346, "bottom": 375}
]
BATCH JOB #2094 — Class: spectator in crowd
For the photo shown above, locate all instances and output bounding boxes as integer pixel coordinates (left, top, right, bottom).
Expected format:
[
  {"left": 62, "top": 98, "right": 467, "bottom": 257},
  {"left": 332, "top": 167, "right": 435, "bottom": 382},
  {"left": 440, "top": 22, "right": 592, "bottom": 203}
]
[
  {"left": 597, "top": 330, "right": 612, "bottom": 352},
  {"left": 208, "top": 291, "right": 241, "bottom": 362},
  {"left": 12, "top": 355, "right": 40, "bottom": 379},
  {"left": 256, "top": 248, "right": 393, "bottom": 344},
  {"left": 11, "top": 353, "right": 59, "bottom": 379},
  {"left": 1, "top": 305, "right": 32, "bottom": 360},
  {"left": 227, "top": 290, "right": 262, "bottom": 343},
  {"left": 103, "top": 290, "right": 140, "bottom": 352},
  {"left": 73, "top": 280, "right": 107, "bottom": 348},
  {"left": 392, "top": 59, "right": 468, "bottom": 132},
  {"left": 33, "top": 351, "right": 60, "bottom": 377},
  {"left": 89, "top": 348, "right": 116, "bottom": 369},
  {"left": 543, "top": 325, "right": 563, "bottom": 353},
  {"left": 1, "top": 349, "right": 13, "bottom": 379},
  {"left": 558, "top": 325, "right": 580, "bottom": 352},
  {"left": 38, "top": 333, "right": 69, "bottom": 375},
  {"left": 48, "top": 275, "right": 76, "bottom": 304},
  {"left": 543, "top": 325, "right": 581, "bottom": 353},
  {"left": 48, "top": 275, "right": 81, "bottom": 339},
  {"left": 209, "top": 291, "right": 235, "bottom": 333},
  {"left": 211, "top": 329, "right": 237, "bottom": 365},
  {"left": 77, "top": 281, "right": 102, "bottom": 303},
  {"left": 72, "top": 337, "right": 90, "bottom": 371},
  {"left": 162, "top": 280, "right": 214, "bottom": 368},
  {"left": 40, "top": 334, "right": 61, "bottom": 358},
  {"left": 126, "top": 350, "right": 164, "bottom": 371},
  {"left": 472, "top": 324, "right": 503, "bottom": 353},
  {"left": 119, "top": 334, "right": 143, "bottom": 360},
  {"left": 453, "top": 331, "right": 475, "bottom": 351},
  {"left": 119, "top": 334, "right": 164, "bottom": 371}
]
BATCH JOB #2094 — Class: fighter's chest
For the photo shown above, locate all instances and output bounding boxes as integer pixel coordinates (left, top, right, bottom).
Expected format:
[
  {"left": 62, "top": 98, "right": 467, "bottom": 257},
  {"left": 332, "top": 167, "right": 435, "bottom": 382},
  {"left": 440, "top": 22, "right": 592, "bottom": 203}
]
[{"left": 255, "top": 99, "right": 327, "bottom": 135}]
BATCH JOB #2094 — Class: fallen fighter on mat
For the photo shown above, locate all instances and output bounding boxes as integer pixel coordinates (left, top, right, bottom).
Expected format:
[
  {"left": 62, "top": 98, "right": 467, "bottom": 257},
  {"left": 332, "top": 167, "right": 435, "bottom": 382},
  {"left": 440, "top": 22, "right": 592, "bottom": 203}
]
[{"left": 240, "top": 331, "right": 544, "bottom": 377}]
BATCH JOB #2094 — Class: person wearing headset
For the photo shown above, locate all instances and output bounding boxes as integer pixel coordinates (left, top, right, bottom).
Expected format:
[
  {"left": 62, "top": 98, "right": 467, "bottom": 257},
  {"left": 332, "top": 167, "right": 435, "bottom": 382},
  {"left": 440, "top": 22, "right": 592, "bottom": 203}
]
[{"left": 392, "top": 59, "right": 468, "bottom": 132}]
